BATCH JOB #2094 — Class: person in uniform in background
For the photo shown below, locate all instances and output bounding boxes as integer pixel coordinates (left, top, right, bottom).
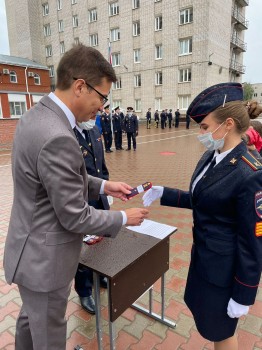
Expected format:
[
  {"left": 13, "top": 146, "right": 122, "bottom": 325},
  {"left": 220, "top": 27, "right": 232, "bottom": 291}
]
[
  {"left": 112, "top": 106, "right": 124, "bottom": 150},
  {"left": 154, "top": 109, "right": 160, "bottom": 128},
  {"left": 124, "top": 107, "right": 138, "bottom": 151},
  {"left": 168, "top": 109, "right": 173, "bottom": 128},
  {"left": 186, "top": 113, "right": 191, "bottom": 129},
  {"left": 175, "top": 108, "right": 180, "bottom": 128},
  {"left": 74, "top": 117, "right": 109, "bottom": 314},
  {"left": 95, "top": 110, "right": 102, "bottom": 134},
  {"left": 100, "top": 104, "right": 113, "bottom": 153},
  {"left": 164, "top": 109, "right": 168, "bottom": 128},
  {"left": 160, "top": 109, "right": 166, "bottom": 129},
  {"left": 146, "top": 108, "right": 152, "bottom": 129},
  {"left": 143, "top": 82, "right": 262, "bottom": 350}
]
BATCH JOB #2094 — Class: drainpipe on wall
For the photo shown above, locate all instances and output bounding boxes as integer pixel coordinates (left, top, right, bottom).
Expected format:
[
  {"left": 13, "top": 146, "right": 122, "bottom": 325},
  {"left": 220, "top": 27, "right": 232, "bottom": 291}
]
[{"left": 25, "top": 66, "right": 31, "bottom": 109}]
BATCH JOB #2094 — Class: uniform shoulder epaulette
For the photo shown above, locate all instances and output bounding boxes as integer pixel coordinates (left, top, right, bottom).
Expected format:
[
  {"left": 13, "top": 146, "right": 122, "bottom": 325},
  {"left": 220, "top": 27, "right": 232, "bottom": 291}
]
[{"left": 241, "top": 152, "right": 262, "bottom": 171}]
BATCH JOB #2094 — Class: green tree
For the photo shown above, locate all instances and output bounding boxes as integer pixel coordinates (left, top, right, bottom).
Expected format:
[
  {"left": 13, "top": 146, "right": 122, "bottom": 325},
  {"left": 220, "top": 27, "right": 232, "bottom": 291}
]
[{"left": 242, "top": 83, "right": 254, "bottom": 101}]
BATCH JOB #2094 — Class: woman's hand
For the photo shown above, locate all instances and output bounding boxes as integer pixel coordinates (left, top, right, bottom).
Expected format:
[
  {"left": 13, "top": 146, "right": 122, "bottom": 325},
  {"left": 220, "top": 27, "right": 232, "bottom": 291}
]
[{"left": 143, "top": 186, "right": 164, "bottom": 207}]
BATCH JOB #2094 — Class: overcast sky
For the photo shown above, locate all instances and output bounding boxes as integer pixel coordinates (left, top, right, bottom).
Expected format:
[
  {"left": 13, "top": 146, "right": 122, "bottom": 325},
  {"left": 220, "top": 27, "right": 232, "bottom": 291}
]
[{"left": 0, "top": 0, "right": 261, "bottom": 83}]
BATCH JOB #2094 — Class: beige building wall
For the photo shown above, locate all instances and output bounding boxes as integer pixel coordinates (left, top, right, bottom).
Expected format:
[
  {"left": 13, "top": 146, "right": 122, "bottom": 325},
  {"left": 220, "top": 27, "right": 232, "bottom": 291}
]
[
  {"left": 251, "top": 84, "right": 262, "bottom": 104},
  {"left": 5, "top": 0, "right": 249, "bottom": 117}
]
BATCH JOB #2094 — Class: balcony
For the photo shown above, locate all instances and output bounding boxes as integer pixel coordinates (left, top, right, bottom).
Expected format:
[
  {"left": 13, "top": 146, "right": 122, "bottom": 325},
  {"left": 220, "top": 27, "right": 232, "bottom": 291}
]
[
  {"left": 236, "top": 0, "right": 249, "bottom": 7},
  {"left": 229, "top": 59, "right": 245, "bottom": 75},
  {"left": 230, "top": 34, "right": 247, "bottom": 52},
  {"left": 232, "top": 8, "right": 249, "bottom": 30}
]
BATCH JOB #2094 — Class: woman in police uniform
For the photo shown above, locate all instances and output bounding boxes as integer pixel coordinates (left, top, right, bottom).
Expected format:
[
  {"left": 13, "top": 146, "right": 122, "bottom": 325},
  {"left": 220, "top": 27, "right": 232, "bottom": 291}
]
[{"left": 143, "top": 83, "right": 262, "bottom": 350}]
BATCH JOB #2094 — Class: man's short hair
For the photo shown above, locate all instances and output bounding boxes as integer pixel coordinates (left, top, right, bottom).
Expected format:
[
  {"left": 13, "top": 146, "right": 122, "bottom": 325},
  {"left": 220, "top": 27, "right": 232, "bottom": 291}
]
[{"left": 56, "top": 44, "right": 117, "bottom": 90}]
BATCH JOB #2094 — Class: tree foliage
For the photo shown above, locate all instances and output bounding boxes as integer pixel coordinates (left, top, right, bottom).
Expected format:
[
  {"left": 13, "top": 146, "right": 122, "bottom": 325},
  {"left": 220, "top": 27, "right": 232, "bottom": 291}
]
[{"left": 242, "top": 83, "right": 254, "bottom": 101}]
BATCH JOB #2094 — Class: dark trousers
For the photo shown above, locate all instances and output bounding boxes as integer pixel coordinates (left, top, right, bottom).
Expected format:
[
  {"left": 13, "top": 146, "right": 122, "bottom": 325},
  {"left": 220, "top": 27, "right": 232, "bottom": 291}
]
[
  {"left": 127, "top": 132, "right": 136, "bottom": 150},
  {"left": 155, "top": 121, "right": 159, "bottom": 128},
  {"left": 168, "top": 120, "right": 172, "bottom": 128},
  {"left": 147, "top": 119, "right": 151, "bottom": 129},
  {"left": 103, "top": 132, "right": 112, "bottom": 151},
  {"left": 161, "top": 120, "right": 165, "bottom": 129},
  {"left": 186, "top": 120, "right": 190, "bottom": 129},
  {"left": 114, "top": 131, "right": 122, "bottom": 149},
  {"left": 175, "top": 118, "right": 180, "bottom": 128}
]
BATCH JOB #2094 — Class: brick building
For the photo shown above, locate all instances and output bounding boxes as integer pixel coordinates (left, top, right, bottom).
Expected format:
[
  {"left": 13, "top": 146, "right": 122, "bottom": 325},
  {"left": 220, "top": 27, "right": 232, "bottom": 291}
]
[{"left": 0, "top": 54, "right": 50, "bottom": 149}]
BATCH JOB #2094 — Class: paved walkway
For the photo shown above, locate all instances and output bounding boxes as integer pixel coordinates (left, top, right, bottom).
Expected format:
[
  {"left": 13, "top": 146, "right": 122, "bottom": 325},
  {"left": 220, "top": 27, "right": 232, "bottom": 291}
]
[{"left": 0, "top": 122, "right": 261, "bottom": 349}]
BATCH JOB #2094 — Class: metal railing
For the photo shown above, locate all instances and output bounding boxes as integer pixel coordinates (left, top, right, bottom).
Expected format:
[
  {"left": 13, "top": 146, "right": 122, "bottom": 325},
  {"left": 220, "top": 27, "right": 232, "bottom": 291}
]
[
  {"left": 232, "top": 7, "right": 249, "bottom": 29},
  {"left": 229, "top": 59, "right": 246, "bottom": 74},
  {"left": 230, "top": 34, "right": 247, "bottom": 51}
]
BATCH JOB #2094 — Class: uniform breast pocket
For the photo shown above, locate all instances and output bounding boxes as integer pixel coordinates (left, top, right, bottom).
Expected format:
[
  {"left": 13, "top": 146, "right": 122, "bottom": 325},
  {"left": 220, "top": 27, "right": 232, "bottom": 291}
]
[{"left": 45, "top": 231, "right": 79, "bottom": 246}]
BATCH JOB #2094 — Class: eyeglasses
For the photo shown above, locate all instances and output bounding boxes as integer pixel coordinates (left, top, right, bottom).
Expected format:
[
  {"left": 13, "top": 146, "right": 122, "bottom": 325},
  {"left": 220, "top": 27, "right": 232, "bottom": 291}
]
[{"left": 73, "top": 77, "right": 108, "bottom": 105}]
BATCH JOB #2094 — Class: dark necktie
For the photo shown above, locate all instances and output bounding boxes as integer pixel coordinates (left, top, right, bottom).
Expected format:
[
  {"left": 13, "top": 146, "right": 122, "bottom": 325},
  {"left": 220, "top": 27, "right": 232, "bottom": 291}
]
[
  {"left": 194, "top": 157, "right": 216, "bottom": 195},
  {"left": 83, "top": 129, "right": 90, "bottom": 144}
]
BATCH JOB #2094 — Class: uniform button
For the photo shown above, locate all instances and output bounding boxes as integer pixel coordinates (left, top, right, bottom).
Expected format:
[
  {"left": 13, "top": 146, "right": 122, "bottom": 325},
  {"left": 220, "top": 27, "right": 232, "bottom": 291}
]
[
  {"left": 95, "top": 158, "right": 97, "bottom": 161},
  {"left": 98, "top": 169, "right": 100, "bottom": 173}
]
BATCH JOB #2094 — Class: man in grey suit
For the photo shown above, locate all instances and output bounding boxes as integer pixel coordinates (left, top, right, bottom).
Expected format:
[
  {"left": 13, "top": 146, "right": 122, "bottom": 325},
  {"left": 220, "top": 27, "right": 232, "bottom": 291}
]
[{"left": 4, "top": 44, "right": 148, "bottom": 350}]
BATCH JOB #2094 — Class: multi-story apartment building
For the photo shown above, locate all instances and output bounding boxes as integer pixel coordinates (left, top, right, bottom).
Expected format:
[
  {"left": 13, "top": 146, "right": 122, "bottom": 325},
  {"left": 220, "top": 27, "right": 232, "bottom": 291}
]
[
  {"left": 5, "top": 0, "right": 249, "bottom": 117},
  {"left": 251, "top": 83, "right": 262, "bottom": 104}
]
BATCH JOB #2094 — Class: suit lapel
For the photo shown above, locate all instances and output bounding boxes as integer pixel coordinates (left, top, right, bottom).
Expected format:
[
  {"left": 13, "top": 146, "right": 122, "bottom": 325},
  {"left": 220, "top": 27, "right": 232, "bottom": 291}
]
[{"left": 193, "top": 142, "right": 246, "bottom": 198}]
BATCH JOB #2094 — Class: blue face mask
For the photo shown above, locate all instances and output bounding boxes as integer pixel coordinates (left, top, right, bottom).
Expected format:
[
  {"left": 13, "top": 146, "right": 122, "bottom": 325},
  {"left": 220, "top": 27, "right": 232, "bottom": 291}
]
[{"left": 197, "top": 123, "right": 227, "bottom": 151}]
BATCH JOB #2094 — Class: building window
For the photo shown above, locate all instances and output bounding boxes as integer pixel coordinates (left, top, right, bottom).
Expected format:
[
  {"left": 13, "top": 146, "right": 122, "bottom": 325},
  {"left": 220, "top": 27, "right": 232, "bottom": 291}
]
[
  {"left": 89, "top": 34, "right": 98, "bottom": 47},
  {"left": 155, "top": 71, "right": 162, "bottom": 85},
  {"left": 179, "top": 37, "right": 192, "bottom": 55},
  {"left": 74, "top": 37, "right": 79, "bottom": 45},
  {"left": 112, "top": 52, "right": 120, "bottom": 67},
  {"left": 155, "top": 16, "right": 162, "bottom": 31},
  {"left": 134, "top": 49, "right": 141, "bottom": 63},
  {"left": 10, "top": 71, "right": 17, "bottom": 83},
  {"left": 72, "top": 0, "right": 77, "bottom": 4},
  {"left": 113, "top": 100, "right": 121, "bottom": 109},
  {"left": 133, "top": 21, "right": 140, "bottom": 36},
  {"left": 88, "top": 8, "right": 97, "bottom": 22},
  {"left": 132, "top": 0, "right": 140, "bottom": 9},
  {"left": 179, "top": 68, "right": 191, "bottom": 82},
  {"left": 58, "top": 20, "right": 64, "bottom": 32},
  {"left": 43, "top": 24, "right": 51, "bottom": 37},
  {"left": 9, "top": 101, "right": 26, "bottom": 117},
  {"left": 57, "top": 0, "right": 62, "bottom": 10},
  {"left": 155, "top": 0, "right": 161, "bottom": 2},
  {"left": 113, "top": 78, "right": 122, "bottom": 90},
  {"left": 48, "top": 65, "right": 55, "bottom": 77},
  {"left": 45, "top": 45, "right": 52, "bottom": 57},
  {"left": 134, "top": 74, "right": 141, "bottom": 87},
  {"left": 60, "top": 41, "right": 65, "bottom": 54},
  {"left": 178, "top": 95, "right": 191, "bottom": 110},
  {"left": 42, "top": 3, "right": 49, "bottom": 16},
  {"left": 109, "top": 2, "right": 119, "bottom": 16},
  {"left": 155, "top": 98, "right": 162, "bottom": 110},
  {"left": 110, "top": 28, "right": 120, "bottom": 42},
  {"left": 254, "top": 93, "right": 257, "bottom": 97},
  {"left": 72, "top": 15, "right": 79, "bottom": 27},
  {"left": 155, "top": 44, "right": 162, "bottom": 59},
  {"left": 135, "top": 99, "right": 141, "bottom": 112},
  {"left": 179, "top": 8, "right": 193, "bottom": 25},
  {"left": 34, "top": 74, "right": 41, "bottom": 85}
]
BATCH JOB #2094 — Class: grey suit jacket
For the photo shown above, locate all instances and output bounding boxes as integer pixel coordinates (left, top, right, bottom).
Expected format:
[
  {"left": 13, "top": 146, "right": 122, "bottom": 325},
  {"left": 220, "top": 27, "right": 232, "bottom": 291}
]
[{"left": 4, "top": 95, "right": 123, "bottom": 292}]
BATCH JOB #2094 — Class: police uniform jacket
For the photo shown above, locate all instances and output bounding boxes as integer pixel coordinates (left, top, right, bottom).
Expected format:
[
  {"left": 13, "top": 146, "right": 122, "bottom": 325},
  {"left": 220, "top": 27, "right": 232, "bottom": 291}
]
[
  {"left": 123, "top": 114, "right": 138, "bottom": 133},
  {"left": 112, "top": 113, "right": 122, "bottom": 132},
  {"left": 161, "top": 142, "right": 262, "bottom": 306},
  {"left": 160, "top": 111, "right": 166, "bottom": 121},
  {"left": 168, "top": 112, "right": 173, "bottom": 121},
  {"left": 100, "top": 113, "right": 112, "bottom": 134},
  {"left": 154, "top": 112, "right": 159, "bottom": 121},
  {"left": 76, "top": 126, "right": 110, "bottom": 210}
]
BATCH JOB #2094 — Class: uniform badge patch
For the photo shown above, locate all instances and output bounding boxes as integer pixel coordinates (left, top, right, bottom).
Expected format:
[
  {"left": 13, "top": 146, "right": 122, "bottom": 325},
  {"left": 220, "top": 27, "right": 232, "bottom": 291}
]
[
  {"left": 255, "top": 222, "right": 262, "bottom": 237},
  {"left": 255, "top": 191, "right": 262, "bottom": 219}
]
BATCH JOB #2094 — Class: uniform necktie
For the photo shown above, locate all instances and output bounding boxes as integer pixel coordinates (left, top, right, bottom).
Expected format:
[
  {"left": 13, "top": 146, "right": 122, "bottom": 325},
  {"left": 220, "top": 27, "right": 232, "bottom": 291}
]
[
  {"left": 194, "top": 157, "right": 216, "bottom": 195},
  {"left": 83, "top": 129, "right": 90, "bottom": 144}
]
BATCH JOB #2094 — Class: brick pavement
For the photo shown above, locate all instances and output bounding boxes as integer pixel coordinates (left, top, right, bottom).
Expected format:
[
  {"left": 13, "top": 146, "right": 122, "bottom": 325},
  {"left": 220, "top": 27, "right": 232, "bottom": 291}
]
[{"left": 0, "top": 122, "right": 261, "bottom": 350}]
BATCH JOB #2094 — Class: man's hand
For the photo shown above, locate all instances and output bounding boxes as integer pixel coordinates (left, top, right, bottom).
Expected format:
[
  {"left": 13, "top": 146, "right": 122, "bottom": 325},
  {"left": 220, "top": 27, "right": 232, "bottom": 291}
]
[
  {"left": 227, "top": 298, "right": 250, "bottom": 318},
  {"left": 125, "top": 208, "right": 149, "bottom": 226},
  {"left": 104, "top": 181, "right": 132, "bottom": 201},
  {"left": 143, "top": 186, "right": 164, "bottom": 206}
]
